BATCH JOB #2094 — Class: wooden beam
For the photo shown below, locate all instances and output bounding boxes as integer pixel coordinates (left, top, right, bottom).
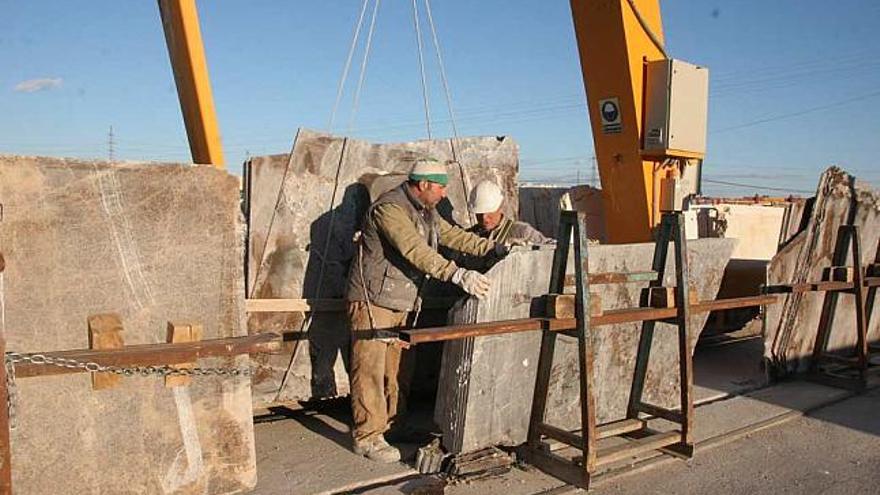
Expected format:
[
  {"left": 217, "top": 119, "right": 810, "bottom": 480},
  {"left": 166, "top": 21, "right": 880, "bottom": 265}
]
[
  {"left": 545, "top": 293, "right": 603, "bottom": 319},
  {"left": 10, "top": 333, "right": 279, "bottom": 379},
  {"left": 165, "top": 322, "right": 203, "bottom": 388},
  {"left": 88, "top": 314, "right": 125, "bottom": 391}
]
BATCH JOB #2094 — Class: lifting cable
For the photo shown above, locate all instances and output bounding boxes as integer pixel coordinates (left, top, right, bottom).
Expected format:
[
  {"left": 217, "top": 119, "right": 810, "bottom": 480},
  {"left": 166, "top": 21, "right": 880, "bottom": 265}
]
[
  {"left": 327, "top": 0, "right": 370, "bottom": 133},
  {"left": 624, "top": 0, "right": 668, "bottom": 59},
  {"left": 423, "top": 0, "right": 475, "bottom": 222},
  {"left": 412, "top": 0, "right": 433, "bottom": 139},
  {"left": 277, "top": 0, "right": 381, "bottom": 401}
]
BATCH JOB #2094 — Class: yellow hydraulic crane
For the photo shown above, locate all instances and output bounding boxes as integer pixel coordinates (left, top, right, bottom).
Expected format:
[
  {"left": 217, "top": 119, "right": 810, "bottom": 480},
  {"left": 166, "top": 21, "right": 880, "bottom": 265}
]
[{"left": 159, "top": 0, "right": 707, "bottom": 241}]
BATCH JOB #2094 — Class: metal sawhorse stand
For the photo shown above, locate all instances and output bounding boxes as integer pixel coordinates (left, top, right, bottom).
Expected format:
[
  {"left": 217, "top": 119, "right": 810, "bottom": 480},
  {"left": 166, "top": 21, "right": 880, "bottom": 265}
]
[{"left": 520, "top": 210, "right": 694, "bottom": 490}]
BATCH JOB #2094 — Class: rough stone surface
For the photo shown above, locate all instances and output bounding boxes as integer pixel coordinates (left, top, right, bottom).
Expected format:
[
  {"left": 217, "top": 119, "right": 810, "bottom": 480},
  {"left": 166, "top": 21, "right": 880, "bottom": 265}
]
[
  {"left": 436, "top": 238, "right": 735, "bottom": 453},
  {"left": 245, "top": 129, "right": 519, "bottom": 405},
  {"left": 0, "top": 156, "right": 255, "bottom": 494},
  {"left": 765, "top": 167, "right": 880, "bottom": 374},
  {"left": 518, "top": 185, "right": 606, "bottom": 241}
]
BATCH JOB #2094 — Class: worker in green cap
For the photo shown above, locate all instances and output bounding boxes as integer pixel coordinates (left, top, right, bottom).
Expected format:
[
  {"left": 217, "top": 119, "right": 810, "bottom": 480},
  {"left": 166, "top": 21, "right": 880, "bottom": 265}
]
[{"left": 346, "top": 157, "right": 507, "bottom": 463}]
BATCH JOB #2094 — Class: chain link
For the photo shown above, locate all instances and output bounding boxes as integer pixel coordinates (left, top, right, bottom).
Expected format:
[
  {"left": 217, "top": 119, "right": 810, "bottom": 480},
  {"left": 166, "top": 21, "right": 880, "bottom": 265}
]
[
  {"left": 4, "top": 352, "right": 253, "bottom": 378},
  {"left": 5, "top": 359, "right": 17, "bottom": 430},
  {"left": 3, "top": 352, "right": 253, "bottom": 427}
]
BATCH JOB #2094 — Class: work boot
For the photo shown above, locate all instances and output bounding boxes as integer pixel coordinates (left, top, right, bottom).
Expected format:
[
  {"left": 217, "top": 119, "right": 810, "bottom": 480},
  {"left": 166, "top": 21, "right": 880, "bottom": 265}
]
[{"left": 352, "top": 435, "right": 401, "bottom": 463}]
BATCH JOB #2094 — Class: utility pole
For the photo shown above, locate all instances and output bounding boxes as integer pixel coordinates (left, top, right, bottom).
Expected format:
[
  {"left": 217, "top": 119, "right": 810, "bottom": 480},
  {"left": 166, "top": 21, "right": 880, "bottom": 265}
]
[
  {"left": 108, "top": 125, "right": 116, "bottom": 162},
  {"left": 589, "top": 156, "right": 598, "bottom": 187}
]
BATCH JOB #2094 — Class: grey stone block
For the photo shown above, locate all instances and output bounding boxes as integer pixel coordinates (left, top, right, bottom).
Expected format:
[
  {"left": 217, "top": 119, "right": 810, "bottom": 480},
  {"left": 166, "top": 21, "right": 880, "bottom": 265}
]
[{"left": 437, "top": 238, "right": 734, "bottom": 453}]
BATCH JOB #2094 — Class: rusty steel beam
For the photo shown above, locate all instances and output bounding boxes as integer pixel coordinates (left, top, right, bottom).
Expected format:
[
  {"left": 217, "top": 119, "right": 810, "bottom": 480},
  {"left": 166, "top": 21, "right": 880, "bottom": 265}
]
[
  {"left": 401, "top": 295, "right": 778, "bottom": 344},
  {"left": 9, "top": 333, "right": 279, "bottom": 378}
]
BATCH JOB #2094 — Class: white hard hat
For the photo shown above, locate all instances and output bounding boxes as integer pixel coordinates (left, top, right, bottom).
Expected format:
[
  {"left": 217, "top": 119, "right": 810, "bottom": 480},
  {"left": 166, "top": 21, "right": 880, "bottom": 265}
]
[{"left": 469, "top": 180, "right": 504, "bottom": 214}]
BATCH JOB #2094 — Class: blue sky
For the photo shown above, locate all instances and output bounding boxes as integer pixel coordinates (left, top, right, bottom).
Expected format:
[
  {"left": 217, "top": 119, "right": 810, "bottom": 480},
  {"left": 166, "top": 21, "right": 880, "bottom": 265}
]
[{"left": 2, "top": 0, "right": 879, "bottom": 196}]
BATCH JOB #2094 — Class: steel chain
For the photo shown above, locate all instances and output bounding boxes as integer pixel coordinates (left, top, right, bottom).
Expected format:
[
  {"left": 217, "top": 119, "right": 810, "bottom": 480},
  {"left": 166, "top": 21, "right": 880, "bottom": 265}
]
[
  {"left": 4, "top": 352, "right": 253, "bottom": 378},
  {"left": 5, "top": 359, "right": 17, "bottom": 430},
  {"left": 3, "top": 352, "right": 253, "bottom": 427}
]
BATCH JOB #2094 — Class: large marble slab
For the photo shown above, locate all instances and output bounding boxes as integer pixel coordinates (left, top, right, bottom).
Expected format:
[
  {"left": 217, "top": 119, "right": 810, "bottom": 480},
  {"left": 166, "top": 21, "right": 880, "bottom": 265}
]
[{"left": 0, "top": 156, "right": 254, "bottom": 494}]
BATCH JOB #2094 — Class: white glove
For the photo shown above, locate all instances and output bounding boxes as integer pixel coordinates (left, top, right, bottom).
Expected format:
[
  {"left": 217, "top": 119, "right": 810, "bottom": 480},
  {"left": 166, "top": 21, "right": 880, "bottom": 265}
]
[{"left": 451, "top": 267, "right": 491, "bottom": 299}]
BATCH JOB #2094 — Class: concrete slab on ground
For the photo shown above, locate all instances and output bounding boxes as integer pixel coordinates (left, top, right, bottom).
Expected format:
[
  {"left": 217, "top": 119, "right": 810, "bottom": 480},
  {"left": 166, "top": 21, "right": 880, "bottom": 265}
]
[{"left": 253, "top": 377, "right": 863, "bottom": 495}]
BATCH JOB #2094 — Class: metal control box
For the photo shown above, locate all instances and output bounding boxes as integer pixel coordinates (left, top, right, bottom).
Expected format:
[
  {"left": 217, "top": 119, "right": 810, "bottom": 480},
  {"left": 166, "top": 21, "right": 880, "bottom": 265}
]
[{"left": 643, "top": 59, "right": 709, "bottom": 159}]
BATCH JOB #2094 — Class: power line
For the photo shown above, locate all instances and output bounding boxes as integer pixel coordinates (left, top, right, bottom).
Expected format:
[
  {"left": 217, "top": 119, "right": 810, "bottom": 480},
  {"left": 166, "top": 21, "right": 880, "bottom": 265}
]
[
  {"left": 702, "top": 178, "right": 813, "bottom": 194},
  {"left": 711, "top": 89, "right": 880, "bottom": 133}
]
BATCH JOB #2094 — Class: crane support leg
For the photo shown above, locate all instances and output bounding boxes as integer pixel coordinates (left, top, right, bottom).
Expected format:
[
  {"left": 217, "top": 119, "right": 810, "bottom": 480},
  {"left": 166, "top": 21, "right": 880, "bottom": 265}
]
[{"left": 158, "top": 0, "right": 225, "bottom": 167}]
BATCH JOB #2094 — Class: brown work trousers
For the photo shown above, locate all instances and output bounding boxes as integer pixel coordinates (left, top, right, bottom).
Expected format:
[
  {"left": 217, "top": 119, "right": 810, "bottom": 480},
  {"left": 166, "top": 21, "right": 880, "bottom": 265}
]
[{"left": 348, "top": 301, "right": 414, "bottom": 443}]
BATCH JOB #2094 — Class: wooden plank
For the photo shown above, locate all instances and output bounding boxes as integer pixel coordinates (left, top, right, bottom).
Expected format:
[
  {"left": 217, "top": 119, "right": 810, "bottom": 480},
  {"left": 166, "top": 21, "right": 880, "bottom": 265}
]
[
  {"left": 245, "top": 298, "right": 345, "bottom": 313},
  {"left": 545, "top": 293, "right": 603, "bottom": 319},
  {"left": 11, "top": 333, "right": 279, "bottom": 378},
  {"left": 594, "top": 431, "right": 681, "bottom": 468},
  {"left": 165, "top": 322, "right": 203, "bottom": 388},
  {"left": 645, "top": 287, "right": 699, "bottom": 309},
  {"left": 88, "top": 314, "right": 125, "bottom": 390}
]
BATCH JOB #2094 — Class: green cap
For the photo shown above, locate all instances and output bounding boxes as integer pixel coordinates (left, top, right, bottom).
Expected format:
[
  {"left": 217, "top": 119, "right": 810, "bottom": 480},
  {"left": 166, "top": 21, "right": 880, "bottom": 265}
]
[{"left": 408, "top": 158, "right": 448, "bottom": 185}]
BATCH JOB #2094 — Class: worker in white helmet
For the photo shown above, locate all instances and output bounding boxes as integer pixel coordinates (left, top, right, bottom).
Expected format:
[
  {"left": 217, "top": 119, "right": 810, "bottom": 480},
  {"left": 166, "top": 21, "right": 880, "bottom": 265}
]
[{"left": 468, "top": 180, "right": 551, "bottom": 245}]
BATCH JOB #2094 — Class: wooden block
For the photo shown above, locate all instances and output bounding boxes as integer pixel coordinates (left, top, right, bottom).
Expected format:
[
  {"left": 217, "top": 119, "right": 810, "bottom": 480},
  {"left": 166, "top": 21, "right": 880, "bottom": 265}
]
[
  {"left": 88, "top": 313, "right": 124, "bottom": 391},
  {"left": 822, "top": 266, "right": 854, "bottom": 282},
  {"left": 645, "top": 288, "right": 699, "bottom": 308},
  {"left": 545, "top": 293, "right": 602, "bottom": 319},
  {"left": 165, "top": 322, "right": 203, "bottom": 388}
]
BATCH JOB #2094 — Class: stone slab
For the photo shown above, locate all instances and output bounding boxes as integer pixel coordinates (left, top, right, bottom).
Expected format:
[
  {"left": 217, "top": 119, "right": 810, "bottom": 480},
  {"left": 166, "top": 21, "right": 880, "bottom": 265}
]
[
  {"left": 0, "top": 156, "right": 255, "bottom": 494},
  {"left": 765, "top": 167, "right": 880, "bottom": 374},
  {"left": 436, "top": 238, "right": 735, "bottom": 453},
  {"left": 245, "top": 129, "right": 520, "bottom": 405}
]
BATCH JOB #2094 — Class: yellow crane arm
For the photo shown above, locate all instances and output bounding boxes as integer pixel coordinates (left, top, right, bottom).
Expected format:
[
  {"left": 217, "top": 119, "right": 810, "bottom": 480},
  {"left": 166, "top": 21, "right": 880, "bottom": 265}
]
[{"left": 158, "top": 0, "right": 225, "bottom": 168}]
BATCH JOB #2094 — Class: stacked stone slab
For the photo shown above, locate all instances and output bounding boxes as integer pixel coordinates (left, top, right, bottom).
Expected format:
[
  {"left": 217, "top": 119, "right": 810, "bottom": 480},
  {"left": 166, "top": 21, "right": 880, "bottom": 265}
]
[
  {"left": 245, "top": 129, "right": 519, "bottom": 405},
  {"left": 0, "top": 156, "right": 254, "bottom": 494},
  {"left": 765, "top": 167, "right": 880, "bottom": 373},
  {"left": 437, "top": 239, "right": 735, "bottom": 454}
]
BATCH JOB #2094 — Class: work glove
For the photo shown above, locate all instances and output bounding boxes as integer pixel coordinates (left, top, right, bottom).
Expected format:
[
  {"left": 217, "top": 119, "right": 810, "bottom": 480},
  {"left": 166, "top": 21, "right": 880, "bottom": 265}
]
[{"left": 451, "top": 267, "right": 491, "bottom": 300}]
